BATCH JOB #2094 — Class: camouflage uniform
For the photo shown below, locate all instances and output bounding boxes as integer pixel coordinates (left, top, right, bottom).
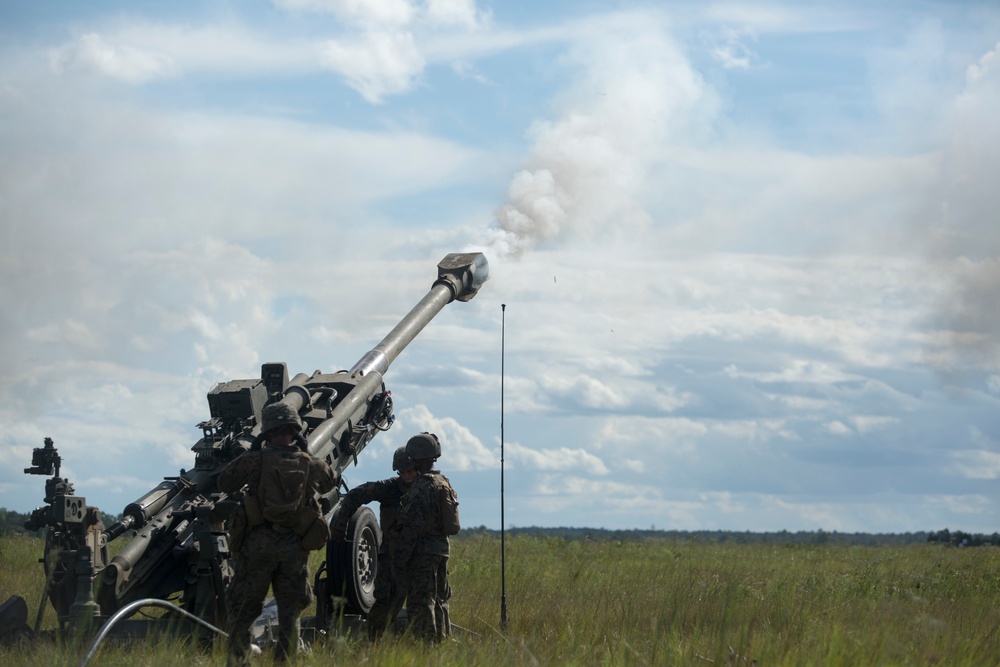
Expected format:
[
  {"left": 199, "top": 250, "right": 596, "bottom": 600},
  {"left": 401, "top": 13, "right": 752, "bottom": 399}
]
[
  {"left": 390, "top": 469, "right": 456, "bottom": 642},
  {"left": 219, "top": 442, "right": 336, "bottom": 665},
  {"left": 330, "top": 476, "right": 410, "bottom": 638}
]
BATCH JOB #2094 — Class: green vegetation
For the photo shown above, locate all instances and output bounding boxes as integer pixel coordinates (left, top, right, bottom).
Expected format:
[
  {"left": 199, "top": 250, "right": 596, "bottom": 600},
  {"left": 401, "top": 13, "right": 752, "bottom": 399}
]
[{"left": 2, "top": 531, "right": 998, "bottom": 666}]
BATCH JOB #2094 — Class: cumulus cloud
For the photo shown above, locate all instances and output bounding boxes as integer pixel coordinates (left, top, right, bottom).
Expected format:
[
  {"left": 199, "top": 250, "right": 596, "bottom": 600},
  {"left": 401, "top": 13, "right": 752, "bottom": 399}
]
[
  {"left": 319, "top": 30, "right": 426, "bottom": 103},
  {"left": 286, "top": 0, "right": 487, "bottom": 101},
  {"left": 397, "top": 404, "right": 495, "bottom": 470},
  {"left": 966, "top": 41, "right": 1000, "bottom": 83},
  {"left": 539, "top": 371, "right": 690, "bottom": 414},
  {"left": 506, "top": 442, "right": 610, "bottom": 474}
]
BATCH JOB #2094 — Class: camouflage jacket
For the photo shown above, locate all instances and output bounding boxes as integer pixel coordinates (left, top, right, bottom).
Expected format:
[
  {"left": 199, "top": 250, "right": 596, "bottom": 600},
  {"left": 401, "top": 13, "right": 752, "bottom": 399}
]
[
  {"left": 218, "top": 445, "right": 336, "bottom": 524},
  {"left": 331, "top": 476, "right": 410, "bottom": 547},
  {"left": 390, "top": 470, "right": 454, "bottom": 564}
]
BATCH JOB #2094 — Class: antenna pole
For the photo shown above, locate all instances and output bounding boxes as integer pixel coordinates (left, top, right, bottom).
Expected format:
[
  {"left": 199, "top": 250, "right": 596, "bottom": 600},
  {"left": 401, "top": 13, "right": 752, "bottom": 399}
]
[{"left": 500, "top": 303, "right": 509, "bottom": 632}]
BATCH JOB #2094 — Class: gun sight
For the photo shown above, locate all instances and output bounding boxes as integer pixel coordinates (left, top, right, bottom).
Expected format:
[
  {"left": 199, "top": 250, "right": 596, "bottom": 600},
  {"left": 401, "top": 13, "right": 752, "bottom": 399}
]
[{"left": 24, "top": 437, "right": 61, "bottom": 477}]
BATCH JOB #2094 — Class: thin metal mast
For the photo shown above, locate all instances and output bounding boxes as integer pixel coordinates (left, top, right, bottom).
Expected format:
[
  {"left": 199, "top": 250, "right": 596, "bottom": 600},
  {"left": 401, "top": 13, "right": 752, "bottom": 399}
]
[{"left": 500, "top": 303, "right": 509, "bottom": 632}]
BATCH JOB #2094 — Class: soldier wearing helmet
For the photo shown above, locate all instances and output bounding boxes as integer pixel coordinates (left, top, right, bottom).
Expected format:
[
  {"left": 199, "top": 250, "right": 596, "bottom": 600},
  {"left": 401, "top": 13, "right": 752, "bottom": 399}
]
[
  {"left": 390, "top": 432, "right": 460, "bottom": 642},
  {"left": 330, "top": 446, "right": 418, "bottom": 640},
  {"left": 219, "top": 402, "right": 337, "bottom": 666}
]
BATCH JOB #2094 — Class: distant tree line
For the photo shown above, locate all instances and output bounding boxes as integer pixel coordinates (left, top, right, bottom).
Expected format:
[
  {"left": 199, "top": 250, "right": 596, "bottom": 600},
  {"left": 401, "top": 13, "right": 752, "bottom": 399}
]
[
  {"left": 2, "top": 507, "right": 996, "bottom": 547},
  {"left": 465, "top": 526, "right": 1000, "bottom": 547},
  {"left": 925, "top": 528, "right": 1000, "bottom": 547}
]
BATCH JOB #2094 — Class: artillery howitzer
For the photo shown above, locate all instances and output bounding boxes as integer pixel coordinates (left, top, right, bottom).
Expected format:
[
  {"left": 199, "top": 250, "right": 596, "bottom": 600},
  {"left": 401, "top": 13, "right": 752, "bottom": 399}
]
[{"left": 1, "top": 252, "right": 488, "bottom": 646}]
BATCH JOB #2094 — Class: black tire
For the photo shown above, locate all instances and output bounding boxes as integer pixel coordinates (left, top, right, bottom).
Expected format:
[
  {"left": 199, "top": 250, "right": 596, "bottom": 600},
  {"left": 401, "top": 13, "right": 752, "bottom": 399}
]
[{"left": 327, "top": 506, "right": 380, "bottom": 615}]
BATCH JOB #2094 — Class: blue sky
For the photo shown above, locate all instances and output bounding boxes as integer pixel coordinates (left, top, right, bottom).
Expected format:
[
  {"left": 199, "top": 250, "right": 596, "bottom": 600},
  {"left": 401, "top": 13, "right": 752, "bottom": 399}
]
[{"left": 1, "top": 0, "right": 998, "bottom": 533}]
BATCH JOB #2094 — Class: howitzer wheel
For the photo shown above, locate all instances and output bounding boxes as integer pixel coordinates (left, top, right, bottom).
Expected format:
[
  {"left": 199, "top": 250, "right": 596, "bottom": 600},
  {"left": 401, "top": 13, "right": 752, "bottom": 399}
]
[{"left": 326, "top": 507, "right": 379, "bottom": 616}]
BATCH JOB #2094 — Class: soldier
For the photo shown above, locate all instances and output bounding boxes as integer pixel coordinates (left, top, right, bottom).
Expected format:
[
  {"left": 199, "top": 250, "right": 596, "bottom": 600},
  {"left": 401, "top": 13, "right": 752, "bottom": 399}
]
[
  {"left": 331, "top": 446, "right": 418, "bottom": 640},
  {"left": 219, "top": 402, "right": 337, "bottom": 666},
  {"left": 389, "top": 432, "right": 460, "bottom": 642}
]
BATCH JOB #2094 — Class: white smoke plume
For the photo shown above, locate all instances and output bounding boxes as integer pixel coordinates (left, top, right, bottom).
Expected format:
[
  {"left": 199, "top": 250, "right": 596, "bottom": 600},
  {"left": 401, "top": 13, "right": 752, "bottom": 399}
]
[
  {"left": 924, "top": 41, "right": 1000, "bottom": 374},
  {"left": 483, "top": 13, "right": 715, "bottom": 260}
]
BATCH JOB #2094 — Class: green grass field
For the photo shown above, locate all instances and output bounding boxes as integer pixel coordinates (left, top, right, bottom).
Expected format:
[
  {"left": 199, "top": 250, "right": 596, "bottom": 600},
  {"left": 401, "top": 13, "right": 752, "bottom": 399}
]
[{"left": 2, "top": 532, "right": 998, "bottom": 666}]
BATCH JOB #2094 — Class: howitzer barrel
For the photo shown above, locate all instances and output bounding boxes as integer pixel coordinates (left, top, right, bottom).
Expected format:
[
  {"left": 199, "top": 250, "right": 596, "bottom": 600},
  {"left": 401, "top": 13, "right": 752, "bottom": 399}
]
[
  {"left": 350, "top": 252, "right": 488, "bottom": 377},
  {"left": 304, "top": 252, "right": 488, "bottom": 467},
  {"left": 102, "top": 479, "right": 183, "bottom": 541}
]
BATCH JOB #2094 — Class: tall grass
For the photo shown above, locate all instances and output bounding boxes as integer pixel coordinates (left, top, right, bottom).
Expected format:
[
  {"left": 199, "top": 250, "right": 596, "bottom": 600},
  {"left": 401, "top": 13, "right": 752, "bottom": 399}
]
[{"left": 2, "top": 532, "right": 998, "bottom": 665}]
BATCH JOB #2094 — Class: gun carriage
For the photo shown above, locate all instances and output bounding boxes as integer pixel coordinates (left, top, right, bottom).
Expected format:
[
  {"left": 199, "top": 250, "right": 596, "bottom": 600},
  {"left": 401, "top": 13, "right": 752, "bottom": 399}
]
[{"left": 1, "top": 252, "right": 488, "bottom": 644}]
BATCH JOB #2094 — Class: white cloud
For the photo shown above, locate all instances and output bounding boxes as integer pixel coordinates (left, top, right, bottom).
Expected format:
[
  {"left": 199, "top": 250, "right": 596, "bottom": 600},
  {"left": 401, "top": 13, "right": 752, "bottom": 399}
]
[
  {"left": 275, "top": 0, "right": 485, "bottom": 29},
  {"left": 25, "top": 319, "right": 101, "bottom": 349},
  {"left": 426, "top": 0, "right": 483, "bottom": 28},
  {"left": 102, "top": 23, "right": 318, "bottom": 75},
  {"left": 702, "top": 26, "right": 757, "bottom": 69},
  {"left": 539, "top": 372, "right": 629, "bottom": 410},
  {"left": 598, "top": 416, "right": 708, "bottom": 450},
  {"left": 595, "top": 416, "right": 796, "bottom": 465},
  {"left": 966, "top": 41, "right": 999, "bottom": 84},
  {"left": 761, "top": 495, "right": 848, "bottom": 531},
  {"left": 397, "top": 404, "right": 495, "bottom": 471},
  {"left": 725, "top": 360, "right": 856, "bottom": 385},
  {"left": 822, "top": 413, "right": 902, "bottom": 439},
  {"left": 700, "top": 490, "right": 744, "bottom": 514},
  {"left": 319, "top": 30, "right": 426, "bottom": 102},
  {"left": 849, "top": 415, "right": 899, "bottom": 434},
  {"left": 274, "top": 0, "right": 488, "bottom": 101},
  {"left": 49, "top": 33, "right": 174, "bottom": 83},
  {"left": 825, "top": 421, "right": 852, "bottom": 436},
  {"left": 950, "top": 451, "right": 1000, "bottom": 480},
  {"left": 506, "top": 442, "right": 610, "bottom": 475},
  {"left": 698, "top": 3, "right": 863, "bottom": 33},
  {"left": 274, "top": 0, "right": 417, "bottom": 25},
  {"left": 619, "top": 459, "right": 645, "bottom": 474},
  {"left": 924, "top": 493, "right": 994, "bottom": 514}
]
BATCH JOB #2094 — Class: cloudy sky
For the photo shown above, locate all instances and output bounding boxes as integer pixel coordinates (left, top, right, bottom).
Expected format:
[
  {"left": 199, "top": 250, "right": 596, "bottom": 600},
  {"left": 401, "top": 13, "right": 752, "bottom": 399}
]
[{"left": 1, "top": 0, "right": 998, "bottom": 534}]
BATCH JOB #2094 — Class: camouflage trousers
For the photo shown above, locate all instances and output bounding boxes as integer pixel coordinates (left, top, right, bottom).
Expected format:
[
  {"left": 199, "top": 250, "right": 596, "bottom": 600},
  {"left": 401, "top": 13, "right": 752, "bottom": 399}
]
[
  {"left": 401, "top": 552, "right": 451, "bottom": 642},
  {"left": 226, "top": 526, "right": 312, "bottom": 666},
  {"left": 365, "top": 550, "right": 401, "bottom": 640}
]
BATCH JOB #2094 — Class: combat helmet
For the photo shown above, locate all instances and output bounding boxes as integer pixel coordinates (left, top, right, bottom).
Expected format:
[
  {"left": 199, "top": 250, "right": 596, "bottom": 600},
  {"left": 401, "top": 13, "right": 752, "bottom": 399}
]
[
  {"left": 405, "top": 432, "right": 440, "bottom": 461},
  {"left": 261, "top": 402, "right": 303, "bottom": 434},
  {"left": 392, "top": 446, "right": 415, "bottom": 473}
]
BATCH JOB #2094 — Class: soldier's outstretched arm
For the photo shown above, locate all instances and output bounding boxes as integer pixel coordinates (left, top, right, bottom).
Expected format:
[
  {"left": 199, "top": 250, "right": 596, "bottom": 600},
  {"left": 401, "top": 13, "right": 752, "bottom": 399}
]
[{"left": 331, "top": 479, "right": 396, "bottom": 539}]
